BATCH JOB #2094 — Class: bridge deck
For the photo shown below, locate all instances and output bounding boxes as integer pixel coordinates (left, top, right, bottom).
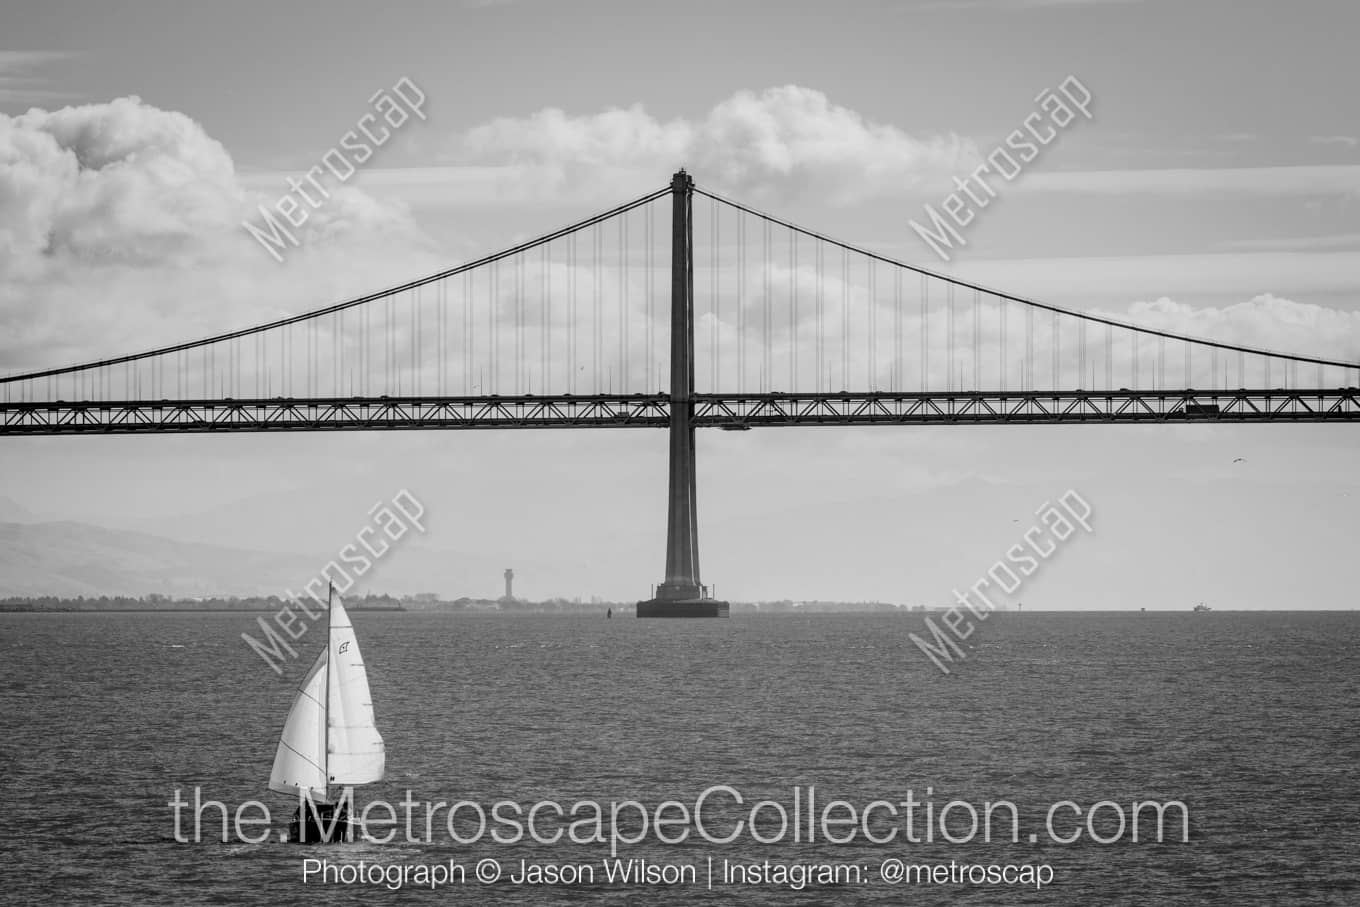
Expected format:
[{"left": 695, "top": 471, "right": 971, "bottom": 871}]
[{"left": 2, "top": 389, "right": 1357, "bottom": 435}]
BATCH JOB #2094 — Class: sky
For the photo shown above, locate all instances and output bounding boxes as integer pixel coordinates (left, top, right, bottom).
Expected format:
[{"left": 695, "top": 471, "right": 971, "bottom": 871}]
[{"left": 1, "top": 0, "right": 1358, "bottom": 607}]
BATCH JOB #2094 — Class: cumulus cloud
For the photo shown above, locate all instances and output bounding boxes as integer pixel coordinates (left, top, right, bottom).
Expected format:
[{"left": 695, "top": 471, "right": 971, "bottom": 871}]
[
  {"left": 465, "top": 103, "right": 690, "bottom": 169},
  {"left": 459, "top": 86, "right": 978, "bottom": 203},
  {"left": 0, "top": 96, "right": 437, "bottom": 370},
  {"left": 1116, "top": 293, "right": 1360, "bottom": 365},
  {"left": 0, "top": 96, "right": 244, "bottom": 269}
]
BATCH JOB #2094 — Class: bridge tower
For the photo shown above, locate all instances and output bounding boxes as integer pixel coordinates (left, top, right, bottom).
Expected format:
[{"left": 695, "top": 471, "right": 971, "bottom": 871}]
[{"left": 637, "top": 170, "right": 729, "bottom": 618}]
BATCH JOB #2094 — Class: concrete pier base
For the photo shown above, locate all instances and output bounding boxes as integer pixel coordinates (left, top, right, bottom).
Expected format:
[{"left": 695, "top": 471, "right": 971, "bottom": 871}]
[{"left": 636, "top": 598, "right": 730, "bottom": 618}]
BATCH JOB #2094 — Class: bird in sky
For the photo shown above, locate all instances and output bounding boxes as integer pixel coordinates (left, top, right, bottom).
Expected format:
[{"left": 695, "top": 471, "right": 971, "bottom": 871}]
[{"left": 1232, "top": 457, "right": 1246, "bottom": 463}]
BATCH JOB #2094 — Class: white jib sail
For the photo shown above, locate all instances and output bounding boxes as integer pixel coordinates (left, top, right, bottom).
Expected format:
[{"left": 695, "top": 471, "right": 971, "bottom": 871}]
[
  {"left": 268, "top": 648, "right": 328, "bottom": 799},
  {"left": 325, "top": 595, "right": 386, "bottom": 786}
]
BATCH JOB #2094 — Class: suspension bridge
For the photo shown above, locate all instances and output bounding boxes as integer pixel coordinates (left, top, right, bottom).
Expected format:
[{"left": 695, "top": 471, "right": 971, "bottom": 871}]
[{"left": 4, "top": 170, "right": 1357, "bottom": 614}]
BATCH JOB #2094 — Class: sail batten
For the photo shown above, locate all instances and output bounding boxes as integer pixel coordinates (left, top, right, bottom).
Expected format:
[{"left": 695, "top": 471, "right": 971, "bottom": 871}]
[{"left": 269, "top": 593, "right": 385, "bottom": 798}]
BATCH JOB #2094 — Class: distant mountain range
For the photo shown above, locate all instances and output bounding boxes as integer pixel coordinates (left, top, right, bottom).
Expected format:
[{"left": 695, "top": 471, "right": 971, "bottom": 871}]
[
  {"left": 0, "top": 518, "right": 529, "bottom": 600},
  {"left": 0, "top": 520, "right": 325, "bottom": 598},
  {"left": 0, "top": 495, "right": 37, "bottom": 524}
]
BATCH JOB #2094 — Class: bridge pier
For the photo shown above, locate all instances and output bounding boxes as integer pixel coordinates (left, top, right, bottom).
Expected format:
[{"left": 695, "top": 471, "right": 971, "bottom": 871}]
[{"left": 637, "top": 170, "right": 729, "bottom": 619}]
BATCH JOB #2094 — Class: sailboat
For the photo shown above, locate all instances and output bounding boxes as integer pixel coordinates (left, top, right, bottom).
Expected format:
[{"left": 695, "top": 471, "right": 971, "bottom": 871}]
[{"left": 268, "top": 585, "right": 385, "bottom": 843}]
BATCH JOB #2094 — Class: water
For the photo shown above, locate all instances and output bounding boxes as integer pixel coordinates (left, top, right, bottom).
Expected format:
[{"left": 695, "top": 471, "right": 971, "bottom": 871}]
[{"left": 3, "top": 611, "right": 1358, "bottom": 904}]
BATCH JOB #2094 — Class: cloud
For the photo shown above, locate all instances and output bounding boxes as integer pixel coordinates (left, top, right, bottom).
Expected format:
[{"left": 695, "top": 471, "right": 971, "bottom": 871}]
[
  {"left": 0, "top": 96, "right": 438, "bottom": 370},
  {"left": 948, "top": 249, "right": 1360, "bottom": 308},
  {"left": 457, "top": 86, "right": 978, "bottom": 204},
  {"left": 465, "top": 103, "right": 690, "bottom": 169},
  {"left": 1020, "top": 165, "right": 1360, "bottom": 198},
  {"left": 1215, "top": 233, "right": 1360, "bottom": 253},
  {"left": 277, "top": 94, "right": 1357, "bottom": 213},
  {"left": 0, "top": 96, "right": 245, "bottom": 269},
  {"left": 1110, "top": 293, "right": 1360, "bottom": 365},
  {"left": 0, "top": 51, "right": 79, "bottom": 103},
  {"left": 1309, "top": 135, "right": 1359, "bottom": 149}
]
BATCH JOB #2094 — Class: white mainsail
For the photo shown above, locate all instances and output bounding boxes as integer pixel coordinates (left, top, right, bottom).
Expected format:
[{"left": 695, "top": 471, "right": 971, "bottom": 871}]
[
  {"left": 268, "top": 592, "right": 385, "bottom": 800},
  {"left": 268, "top": 649, "right": 328, "bottom": 799}
]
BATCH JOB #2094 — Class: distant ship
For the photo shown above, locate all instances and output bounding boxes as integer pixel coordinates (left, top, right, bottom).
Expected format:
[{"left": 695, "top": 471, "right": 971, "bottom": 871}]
[{"left": 1193, "top": 602, "right": 1211, "bottom": 612}]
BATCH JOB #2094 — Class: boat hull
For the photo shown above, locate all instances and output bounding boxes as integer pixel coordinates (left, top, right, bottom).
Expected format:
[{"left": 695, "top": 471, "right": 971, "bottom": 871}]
[{"left": 288, "top": 802, "right": 356, "bottom": 844}]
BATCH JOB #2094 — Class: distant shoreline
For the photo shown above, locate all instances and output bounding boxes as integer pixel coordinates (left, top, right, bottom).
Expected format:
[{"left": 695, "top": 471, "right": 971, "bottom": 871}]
[{"left": 0, "top": 606, "right": 406, "bottom": 613}]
